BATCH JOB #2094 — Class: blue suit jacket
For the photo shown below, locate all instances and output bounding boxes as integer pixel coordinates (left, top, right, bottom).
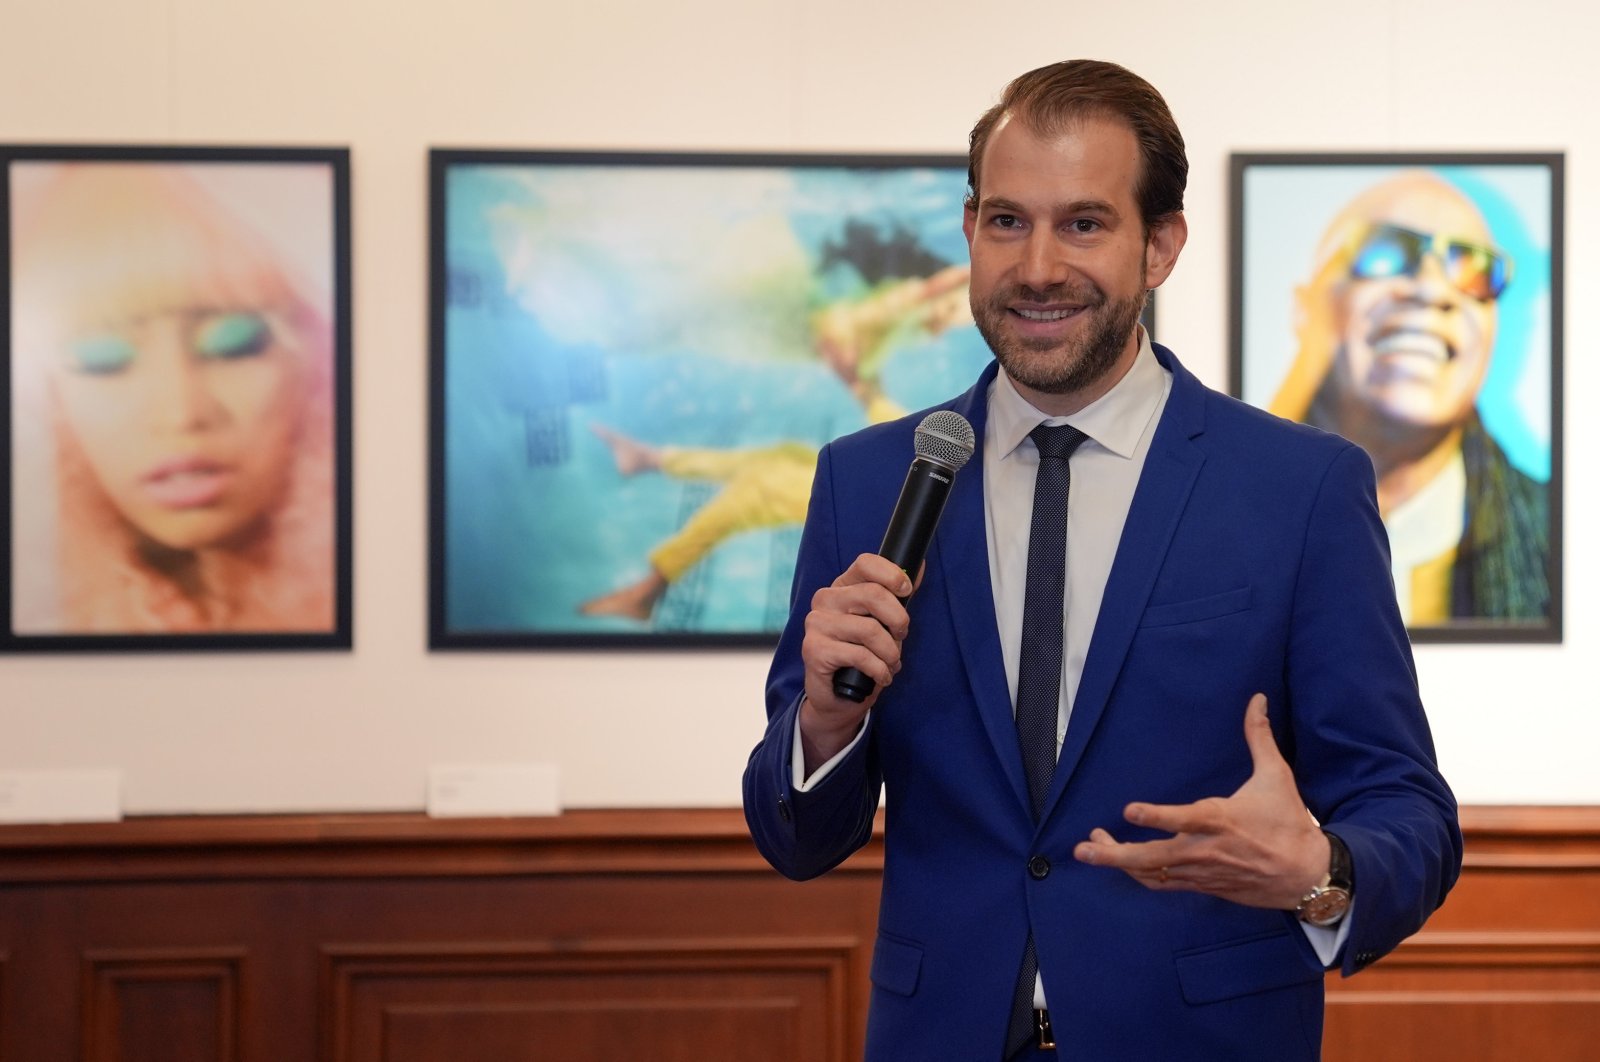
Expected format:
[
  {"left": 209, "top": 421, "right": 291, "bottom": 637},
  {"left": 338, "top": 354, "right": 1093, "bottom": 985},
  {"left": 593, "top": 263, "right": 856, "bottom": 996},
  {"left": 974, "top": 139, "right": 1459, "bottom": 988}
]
[{"left": 743, "top": 346, "right": 1461, "bottom": 1061}]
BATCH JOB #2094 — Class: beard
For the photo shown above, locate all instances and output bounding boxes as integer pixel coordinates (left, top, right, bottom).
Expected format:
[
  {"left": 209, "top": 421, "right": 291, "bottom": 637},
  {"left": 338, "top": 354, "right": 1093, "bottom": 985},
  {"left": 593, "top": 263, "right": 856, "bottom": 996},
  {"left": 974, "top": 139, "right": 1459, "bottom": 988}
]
[{"left": 972, "top": 279, "right": 1147, "bottom": 398}]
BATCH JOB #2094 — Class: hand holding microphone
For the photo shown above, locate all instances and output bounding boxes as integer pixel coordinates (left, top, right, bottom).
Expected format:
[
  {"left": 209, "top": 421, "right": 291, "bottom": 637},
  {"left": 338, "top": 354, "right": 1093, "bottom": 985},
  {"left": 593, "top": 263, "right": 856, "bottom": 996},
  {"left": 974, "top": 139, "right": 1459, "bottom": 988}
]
[{"left": 830, "top": 410, "right": 977, "bottom": 703}]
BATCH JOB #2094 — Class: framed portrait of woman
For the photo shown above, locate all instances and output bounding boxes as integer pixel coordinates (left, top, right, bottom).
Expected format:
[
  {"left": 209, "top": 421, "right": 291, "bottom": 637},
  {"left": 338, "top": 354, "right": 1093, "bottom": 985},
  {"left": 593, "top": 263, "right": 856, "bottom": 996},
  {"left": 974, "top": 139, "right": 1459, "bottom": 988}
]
[
  {"left": 1229, "top": 153, "right": 1563, "bottom": 643},
  {"left": 3, "top": 146, "right": 352, "bottom": 651}
]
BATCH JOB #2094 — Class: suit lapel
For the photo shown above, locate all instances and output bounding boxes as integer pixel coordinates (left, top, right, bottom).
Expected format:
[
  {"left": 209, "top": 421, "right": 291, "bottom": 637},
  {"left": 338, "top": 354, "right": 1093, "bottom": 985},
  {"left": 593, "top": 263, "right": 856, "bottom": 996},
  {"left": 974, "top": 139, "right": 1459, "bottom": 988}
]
[
  {"left": 1041, "top": 345, "right": 1209, "bottom": 821},
  {"left": 930, "top": 363, "right": 1035, "bottom": 817}
]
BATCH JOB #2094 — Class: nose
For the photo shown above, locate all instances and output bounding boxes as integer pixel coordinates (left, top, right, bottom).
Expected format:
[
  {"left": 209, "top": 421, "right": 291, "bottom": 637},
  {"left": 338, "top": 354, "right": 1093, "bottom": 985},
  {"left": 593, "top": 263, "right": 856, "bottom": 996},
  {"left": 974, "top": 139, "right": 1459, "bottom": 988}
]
[
  {"left": 1016, "top": 229, "right": 1074, "bottom": 293},
  {"left": 1401, "top": 251, "right": 1463, "bottom": 309},
  {"left": 165, "top": 361, "right": 226, "bottom": 431},
  {"left": 140, "top": 324, "right": 225, "bottom": 433}
]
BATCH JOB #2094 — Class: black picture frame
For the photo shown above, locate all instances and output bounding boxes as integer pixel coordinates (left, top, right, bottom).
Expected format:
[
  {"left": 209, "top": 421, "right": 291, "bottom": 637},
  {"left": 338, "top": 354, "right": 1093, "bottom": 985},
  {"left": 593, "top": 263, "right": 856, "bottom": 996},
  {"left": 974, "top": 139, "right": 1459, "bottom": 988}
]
[
  {"left": 429, "top": 149, "right": 1002, "bottom": 649},
  {"left": 1228, "top": 152, "right": 1563, "bottom": 643},
  {"left": 2, "top": 145, "right": 353, "bottom": 651}
]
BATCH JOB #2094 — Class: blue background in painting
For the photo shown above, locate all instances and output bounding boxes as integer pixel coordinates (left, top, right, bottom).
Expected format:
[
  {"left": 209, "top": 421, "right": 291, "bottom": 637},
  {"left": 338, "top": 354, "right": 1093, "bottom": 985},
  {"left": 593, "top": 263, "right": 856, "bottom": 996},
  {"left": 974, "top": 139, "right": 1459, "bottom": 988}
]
[{"left": 442, "top": 162, "right": 993, "bottom": 636}]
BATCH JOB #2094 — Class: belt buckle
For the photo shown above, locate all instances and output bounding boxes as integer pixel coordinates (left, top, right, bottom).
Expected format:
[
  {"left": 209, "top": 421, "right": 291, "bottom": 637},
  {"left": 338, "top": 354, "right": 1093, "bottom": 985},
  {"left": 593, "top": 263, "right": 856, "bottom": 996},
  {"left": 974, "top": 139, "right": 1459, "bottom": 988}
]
[{"left": 1035, "top": 1008, "right": 1056, "bottom": 1051}]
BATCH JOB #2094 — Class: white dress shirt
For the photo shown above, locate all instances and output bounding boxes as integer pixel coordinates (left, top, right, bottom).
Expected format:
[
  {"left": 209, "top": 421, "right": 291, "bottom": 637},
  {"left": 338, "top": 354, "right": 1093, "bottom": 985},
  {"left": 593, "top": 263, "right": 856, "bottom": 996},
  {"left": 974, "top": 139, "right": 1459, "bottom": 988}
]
[{"left": 984, "top": 329, "right": 1169, "bottom": 744}]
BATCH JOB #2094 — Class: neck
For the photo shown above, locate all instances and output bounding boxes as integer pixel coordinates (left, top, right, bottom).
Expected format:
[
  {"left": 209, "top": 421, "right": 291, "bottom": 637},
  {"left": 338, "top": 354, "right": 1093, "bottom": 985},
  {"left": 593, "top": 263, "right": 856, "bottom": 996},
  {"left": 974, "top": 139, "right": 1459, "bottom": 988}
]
[
  {"left": 136, "top": 525, "right": 276, "bottom": 626},
  {"left": 1306, "top": 390, "right": 1470, "bottom": 517},
  {"left": 1370, "top": 428, "right": 1463, "bottom": 516}
]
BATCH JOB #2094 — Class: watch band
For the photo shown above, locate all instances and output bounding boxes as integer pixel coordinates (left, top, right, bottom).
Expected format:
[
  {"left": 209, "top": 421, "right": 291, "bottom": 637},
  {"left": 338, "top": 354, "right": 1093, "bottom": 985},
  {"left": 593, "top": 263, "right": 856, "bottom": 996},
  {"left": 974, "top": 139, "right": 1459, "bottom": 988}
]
[{"left": 1324, "top": 828, "right": 1354, "bottom": 892}]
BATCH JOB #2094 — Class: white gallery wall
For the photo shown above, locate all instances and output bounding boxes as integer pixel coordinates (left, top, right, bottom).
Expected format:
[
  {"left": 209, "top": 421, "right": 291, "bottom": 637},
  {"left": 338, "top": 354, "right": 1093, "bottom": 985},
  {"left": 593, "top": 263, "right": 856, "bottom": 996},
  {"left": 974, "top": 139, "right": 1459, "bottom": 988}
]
[{"left": 0, "top": 0, "right": 1595, "bottom": 812}]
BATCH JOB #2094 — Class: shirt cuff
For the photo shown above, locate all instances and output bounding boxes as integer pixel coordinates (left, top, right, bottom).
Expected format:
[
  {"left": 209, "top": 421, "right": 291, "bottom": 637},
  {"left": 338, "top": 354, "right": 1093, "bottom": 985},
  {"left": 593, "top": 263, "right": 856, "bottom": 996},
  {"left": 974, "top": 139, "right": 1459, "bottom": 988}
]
[
  {"left": 791, "top": 704, "right": 871, "bottom": 792},
  {"left": 1300, "top": 895, "right": 1356, "bottom": 967}
]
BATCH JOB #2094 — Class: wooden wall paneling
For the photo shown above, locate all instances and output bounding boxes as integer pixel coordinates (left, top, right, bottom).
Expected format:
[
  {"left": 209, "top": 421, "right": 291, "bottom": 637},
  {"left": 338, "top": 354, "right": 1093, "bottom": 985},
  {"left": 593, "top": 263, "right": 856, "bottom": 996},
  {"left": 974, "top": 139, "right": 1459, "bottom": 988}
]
[
  {"left": 321, "top": 938, "right": 855, "bottom": 1062},
  {"left": 1, "top": 807, "right": 1598, "bottom": 1061},
  {"left": 1322, "top": 807, "right": 1600, "bottom": 1061},
  {"left": 298, "top": 869, "right": 880, "bottom": 1061},
  {"left": 1325, "top": 932, "right": 1600, "bottom": 1059},
  {"left": 80, "top": 948, "right": 244, "bottom": 1062}
]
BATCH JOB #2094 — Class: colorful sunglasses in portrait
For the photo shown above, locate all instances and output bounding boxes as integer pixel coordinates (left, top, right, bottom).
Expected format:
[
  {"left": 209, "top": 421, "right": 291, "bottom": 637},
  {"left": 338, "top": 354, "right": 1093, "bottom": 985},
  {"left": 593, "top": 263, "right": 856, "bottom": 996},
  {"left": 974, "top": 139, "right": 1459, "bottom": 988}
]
[{"left": 1347, "top": 223, "right": 1512, "bottom": 302}]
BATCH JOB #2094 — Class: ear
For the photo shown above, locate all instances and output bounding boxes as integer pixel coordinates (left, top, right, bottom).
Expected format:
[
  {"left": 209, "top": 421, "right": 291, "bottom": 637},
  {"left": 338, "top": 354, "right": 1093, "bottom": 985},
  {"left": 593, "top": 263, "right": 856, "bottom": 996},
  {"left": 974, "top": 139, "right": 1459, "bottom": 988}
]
[
  {"left": 962, "top": 205, "right": 977, "bottom": 247},
  {"left": 1143, "top": 212, "right": 1188, "bottom": 288}
]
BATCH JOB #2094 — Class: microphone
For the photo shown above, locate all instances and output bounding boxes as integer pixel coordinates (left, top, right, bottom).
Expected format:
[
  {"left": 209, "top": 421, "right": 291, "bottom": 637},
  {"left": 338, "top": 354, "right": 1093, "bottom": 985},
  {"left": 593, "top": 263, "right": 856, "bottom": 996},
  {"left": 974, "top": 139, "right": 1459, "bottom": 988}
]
[{"left": 832, "top": 409, "right": 977, "bottom": 703}]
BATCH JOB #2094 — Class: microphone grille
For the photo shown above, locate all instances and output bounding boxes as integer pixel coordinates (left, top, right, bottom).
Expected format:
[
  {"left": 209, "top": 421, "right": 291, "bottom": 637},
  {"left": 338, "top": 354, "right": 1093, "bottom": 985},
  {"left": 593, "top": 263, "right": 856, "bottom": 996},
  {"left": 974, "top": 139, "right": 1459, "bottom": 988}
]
[{"left": 913, "top": 410, "right": 977, "bottom": 471}]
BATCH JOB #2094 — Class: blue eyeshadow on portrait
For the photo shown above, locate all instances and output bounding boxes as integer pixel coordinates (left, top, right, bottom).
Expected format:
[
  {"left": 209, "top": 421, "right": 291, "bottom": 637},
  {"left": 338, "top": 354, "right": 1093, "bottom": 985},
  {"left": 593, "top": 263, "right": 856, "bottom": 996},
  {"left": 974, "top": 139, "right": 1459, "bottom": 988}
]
[
  {"left": 68, "top": 333, "right": 138, "bottom": 375},
  {"left": 196, "top": 311, "right": 271, "bottom": 359}
]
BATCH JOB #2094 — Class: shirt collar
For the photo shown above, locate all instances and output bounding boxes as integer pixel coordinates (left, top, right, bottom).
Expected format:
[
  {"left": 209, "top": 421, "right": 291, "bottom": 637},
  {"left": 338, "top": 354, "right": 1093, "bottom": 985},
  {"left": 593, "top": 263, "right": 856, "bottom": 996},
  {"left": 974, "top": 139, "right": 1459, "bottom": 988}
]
[{"left": 989, "top": 326, "right": 1168, "bottom": 461}]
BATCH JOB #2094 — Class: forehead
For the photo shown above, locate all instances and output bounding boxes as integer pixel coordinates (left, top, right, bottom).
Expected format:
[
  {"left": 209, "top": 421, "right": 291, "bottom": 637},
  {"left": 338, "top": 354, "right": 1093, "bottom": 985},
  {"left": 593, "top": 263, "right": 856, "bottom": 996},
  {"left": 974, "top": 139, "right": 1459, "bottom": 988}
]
[
  {"left": 976, "top": 112, "right": 1141, "bottom": 209},
  {"left": 1347, "top": 175, "right": 1491, "bottom": 242},
  {"left": 15, "top": 166, "right": 293, "bottom": 325}
]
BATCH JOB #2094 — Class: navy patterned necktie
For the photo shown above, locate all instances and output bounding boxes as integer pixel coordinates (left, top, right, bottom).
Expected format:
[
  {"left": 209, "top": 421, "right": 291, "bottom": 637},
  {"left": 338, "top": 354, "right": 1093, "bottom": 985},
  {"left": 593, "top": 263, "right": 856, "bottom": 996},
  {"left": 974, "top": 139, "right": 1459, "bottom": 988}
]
[
  {"left": 1006, "top": 422, "right": 1088, "bottom": 1058},
  {"left": 1015, "top": 422, "right": 1087, "bottom": 813}
]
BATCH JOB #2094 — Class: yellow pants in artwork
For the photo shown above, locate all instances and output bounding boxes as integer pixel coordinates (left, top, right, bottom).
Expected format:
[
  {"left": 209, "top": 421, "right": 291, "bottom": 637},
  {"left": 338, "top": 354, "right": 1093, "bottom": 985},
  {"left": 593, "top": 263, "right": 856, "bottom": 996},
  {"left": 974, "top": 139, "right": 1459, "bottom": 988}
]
[{"left": 647, "top": 441, "right": 819, "bottom": 582}]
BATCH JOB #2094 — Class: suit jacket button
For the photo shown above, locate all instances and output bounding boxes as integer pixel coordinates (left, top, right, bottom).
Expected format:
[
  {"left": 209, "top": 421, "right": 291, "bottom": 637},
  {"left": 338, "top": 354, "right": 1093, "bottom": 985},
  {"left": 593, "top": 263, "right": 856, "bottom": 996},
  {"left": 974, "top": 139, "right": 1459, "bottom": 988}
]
[
  {"left": 1028, "top": 856, "right": 1051, "bottom": 880},
  {"left": 777, "top": 797, "right": 792, "bottom": 823}
]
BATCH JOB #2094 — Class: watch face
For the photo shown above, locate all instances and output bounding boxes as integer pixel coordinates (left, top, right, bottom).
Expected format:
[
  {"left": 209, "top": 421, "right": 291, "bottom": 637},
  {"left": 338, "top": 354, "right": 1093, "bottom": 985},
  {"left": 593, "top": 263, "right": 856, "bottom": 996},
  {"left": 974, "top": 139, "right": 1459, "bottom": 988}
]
[{"left": 1301, "top": 887, "right": 1352, "bottom": 927}]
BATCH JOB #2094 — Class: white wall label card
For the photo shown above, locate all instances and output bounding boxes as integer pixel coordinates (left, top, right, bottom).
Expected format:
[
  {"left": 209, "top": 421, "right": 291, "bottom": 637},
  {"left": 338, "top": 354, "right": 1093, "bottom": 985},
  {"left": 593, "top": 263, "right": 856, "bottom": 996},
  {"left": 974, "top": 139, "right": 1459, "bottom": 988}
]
[
  {"left": 0, "top": 769, "right": 122, "bottom": 823},
  {"left": 427, "top": 763, "right": 562, "bottom": 818}
]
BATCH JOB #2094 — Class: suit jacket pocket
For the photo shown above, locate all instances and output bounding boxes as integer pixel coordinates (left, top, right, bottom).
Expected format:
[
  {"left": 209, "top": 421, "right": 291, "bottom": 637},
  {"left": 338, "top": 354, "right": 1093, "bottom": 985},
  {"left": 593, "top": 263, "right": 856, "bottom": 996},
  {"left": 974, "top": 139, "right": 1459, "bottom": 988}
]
[
  {"left": 1140, "top": 586, "right": 1252, "bottom": 628},
  {"left": 1174, "top": 928, "right": 1323, "bottom": 1005},
  {"left": 870, "top": 930, "right": 924, "bottom": 997}
]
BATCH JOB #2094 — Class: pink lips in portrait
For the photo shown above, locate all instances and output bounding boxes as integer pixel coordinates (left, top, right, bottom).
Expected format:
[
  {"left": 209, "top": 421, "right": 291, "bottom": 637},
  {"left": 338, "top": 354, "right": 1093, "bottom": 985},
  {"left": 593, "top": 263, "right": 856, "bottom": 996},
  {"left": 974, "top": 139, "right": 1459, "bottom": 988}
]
[{"left": 140, "top": 456, "right": 233, "bottom": 509}]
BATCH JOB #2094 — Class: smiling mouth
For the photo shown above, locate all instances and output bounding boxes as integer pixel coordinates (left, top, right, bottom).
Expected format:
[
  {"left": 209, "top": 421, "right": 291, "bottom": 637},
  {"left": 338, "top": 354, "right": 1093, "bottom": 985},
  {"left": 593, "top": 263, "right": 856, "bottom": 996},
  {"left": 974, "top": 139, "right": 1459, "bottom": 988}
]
[
  {"left": 1371, "top": 328, "right": 1454, "bottom": 363},
  {"left": 1012, "top": 306, "right": 1085, "bottom": 322}
]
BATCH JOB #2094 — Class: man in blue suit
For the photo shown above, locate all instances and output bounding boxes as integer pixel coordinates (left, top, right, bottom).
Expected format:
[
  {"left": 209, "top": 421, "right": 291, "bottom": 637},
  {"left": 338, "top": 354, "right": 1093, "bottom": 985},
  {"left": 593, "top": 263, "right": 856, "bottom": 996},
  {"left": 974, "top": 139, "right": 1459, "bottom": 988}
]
[{"left": 743, "top": 59, "right": 1461, "bottom": 1060}]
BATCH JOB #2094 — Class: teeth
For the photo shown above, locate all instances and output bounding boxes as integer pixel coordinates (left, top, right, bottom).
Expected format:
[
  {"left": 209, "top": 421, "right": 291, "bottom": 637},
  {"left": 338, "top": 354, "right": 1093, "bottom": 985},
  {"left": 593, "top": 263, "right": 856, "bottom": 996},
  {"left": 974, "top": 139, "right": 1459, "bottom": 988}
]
[
  {"left": 1373, "top": 331, "right": 1450, "bottom": 361},
  {"left": 1015, "top": 307, "right": 1078, "bottom": 321}
]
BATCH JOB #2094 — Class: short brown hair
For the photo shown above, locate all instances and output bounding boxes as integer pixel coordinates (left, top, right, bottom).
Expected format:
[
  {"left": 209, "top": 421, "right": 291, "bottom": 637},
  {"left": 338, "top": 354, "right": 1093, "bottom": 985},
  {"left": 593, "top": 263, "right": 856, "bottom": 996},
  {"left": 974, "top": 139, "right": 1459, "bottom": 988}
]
[{"left": 965, "top": 59, "right": 1188, "bottom": 229}]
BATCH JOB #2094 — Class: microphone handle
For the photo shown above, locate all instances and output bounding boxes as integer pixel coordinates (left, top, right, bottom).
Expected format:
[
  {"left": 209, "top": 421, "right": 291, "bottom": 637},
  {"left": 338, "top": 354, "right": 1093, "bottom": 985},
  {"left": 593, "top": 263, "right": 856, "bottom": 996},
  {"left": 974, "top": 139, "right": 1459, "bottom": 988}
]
[{"left": 832, "top": 458, "right": 956, "bottom": 703}]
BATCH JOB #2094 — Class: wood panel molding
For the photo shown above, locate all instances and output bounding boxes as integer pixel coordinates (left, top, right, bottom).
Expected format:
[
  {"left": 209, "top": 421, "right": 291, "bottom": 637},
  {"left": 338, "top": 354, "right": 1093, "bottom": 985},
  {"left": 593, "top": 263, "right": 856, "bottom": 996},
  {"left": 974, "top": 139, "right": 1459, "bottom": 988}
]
[
  {"left": 321, "top": 938, "right": 855, "bottom": 1062},
  {"left": 1323, "top": 931, "right": 1600, "bottom": 1061},
  {"left": 1376, "top": 930, "right": 1600, "bottom": 967},
  {"left": 80, "top": 948, "right": 245, "bottom": 1062},
  {"left": 2, "top": 804, "right": 1596, "bottom": 882},
  {"left": 1458, "top": 807, "right": 1600, "bottom": 869},
  {"left": 0, "top": 808, "right": 883, "bottom": 884}
]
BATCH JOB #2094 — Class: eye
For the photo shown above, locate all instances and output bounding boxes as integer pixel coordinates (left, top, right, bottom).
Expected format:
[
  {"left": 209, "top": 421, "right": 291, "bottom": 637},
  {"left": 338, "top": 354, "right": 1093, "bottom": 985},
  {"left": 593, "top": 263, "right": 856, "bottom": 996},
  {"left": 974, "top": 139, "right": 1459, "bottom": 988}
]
[
  {"left": 1067, "top": 218, "right": 1102, "bottom": 235},
  {"left": 195, "top": 312, "right": 272, "bottom": 360},
  {"left": 68, "top": 333, "right": 138, "bottom": 375},
  {"left": 990, "top": 213, "right": 1023, "bottom": 230}
]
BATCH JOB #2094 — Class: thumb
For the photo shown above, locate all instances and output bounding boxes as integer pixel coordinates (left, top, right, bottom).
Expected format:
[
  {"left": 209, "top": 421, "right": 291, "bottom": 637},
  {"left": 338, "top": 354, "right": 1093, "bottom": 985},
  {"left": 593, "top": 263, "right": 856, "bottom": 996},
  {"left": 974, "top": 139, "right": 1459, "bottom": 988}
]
[{"left": 1242, "top": 693, "right": 1286, "bottom": 775}]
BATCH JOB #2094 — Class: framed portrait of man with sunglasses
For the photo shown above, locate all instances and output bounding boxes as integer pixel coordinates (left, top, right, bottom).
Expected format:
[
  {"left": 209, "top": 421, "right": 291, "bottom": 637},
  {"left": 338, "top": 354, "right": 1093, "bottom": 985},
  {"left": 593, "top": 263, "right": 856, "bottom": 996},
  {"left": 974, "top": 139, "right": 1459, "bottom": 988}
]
[{"left": 1229, "top": 153, "right": 1563, "bottom": 643}]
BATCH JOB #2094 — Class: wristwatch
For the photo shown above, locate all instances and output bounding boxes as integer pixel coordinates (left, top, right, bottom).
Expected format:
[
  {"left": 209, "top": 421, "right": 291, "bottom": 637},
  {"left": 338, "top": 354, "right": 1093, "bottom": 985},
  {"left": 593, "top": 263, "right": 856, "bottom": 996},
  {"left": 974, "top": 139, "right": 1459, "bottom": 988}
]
[{"left": 1295, "top": 829, "right": 1354, "bottom": 927}]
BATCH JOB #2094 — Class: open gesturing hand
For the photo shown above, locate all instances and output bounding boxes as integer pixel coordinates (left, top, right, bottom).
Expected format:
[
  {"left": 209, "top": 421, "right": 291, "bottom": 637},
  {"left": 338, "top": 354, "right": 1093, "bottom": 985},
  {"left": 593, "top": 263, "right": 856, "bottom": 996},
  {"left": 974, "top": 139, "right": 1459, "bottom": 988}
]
[{"left": 1072, "top": 694, "right": 1330, "bottom": 910}]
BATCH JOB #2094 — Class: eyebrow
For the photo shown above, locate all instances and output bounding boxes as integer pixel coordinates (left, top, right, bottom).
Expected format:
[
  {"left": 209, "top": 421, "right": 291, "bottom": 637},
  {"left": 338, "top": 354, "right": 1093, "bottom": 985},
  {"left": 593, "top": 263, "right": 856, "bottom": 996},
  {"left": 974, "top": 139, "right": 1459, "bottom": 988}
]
[{"left": 978, "top": 195, "right": 1123, "bottom": 219}]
